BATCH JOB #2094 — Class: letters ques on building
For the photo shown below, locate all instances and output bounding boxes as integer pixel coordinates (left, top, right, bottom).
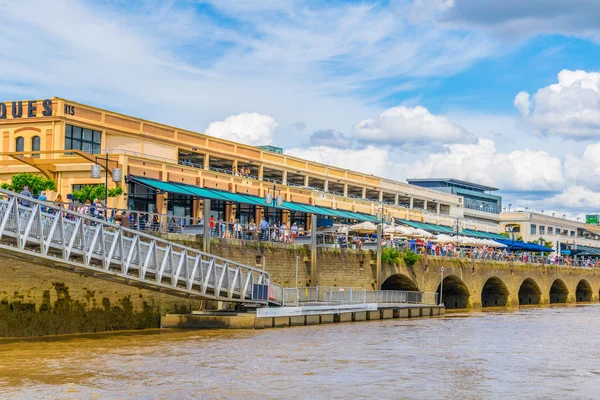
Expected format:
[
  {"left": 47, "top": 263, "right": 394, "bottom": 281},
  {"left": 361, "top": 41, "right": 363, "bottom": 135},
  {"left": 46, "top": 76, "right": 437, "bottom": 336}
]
[{"left": 0, "top": 100, "right": 54, "bottom": 119}]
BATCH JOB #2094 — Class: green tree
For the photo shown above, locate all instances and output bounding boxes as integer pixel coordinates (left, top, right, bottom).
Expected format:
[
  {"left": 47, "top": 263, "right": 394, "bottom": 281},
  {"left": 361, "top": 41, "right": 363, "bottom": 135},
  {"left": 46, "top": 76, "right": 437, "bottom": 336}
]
[
  {"left": 71, "top": 184, "right": 123, "bottom": 203},
  {"left": 528, "top": 237, "right": 553, "bottom": 249},
  {"left": 0, "top": 173, "right": 56, "bottom": 196}
]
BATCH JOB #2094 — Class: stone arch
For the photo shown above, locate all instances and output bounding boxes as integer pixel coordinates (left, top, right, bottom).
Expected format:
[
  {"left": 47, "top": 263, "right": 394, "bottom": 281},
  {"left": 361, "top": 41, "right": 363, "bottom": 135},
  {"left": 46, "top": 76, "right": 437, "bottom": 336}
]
[
  {"left": 436, "top": 275, "right": 470, "bottom": 309},
  {"left": 381, "top": 274, "right": 419, "bottom": 291},
  {"left": 550, "top": 279, "right": 569, "bottom": 304},
  {"left": 576, "top": 279, "right": 593, "bottom": 303},
  {"left": 14, "top": 126, "right": 42, "bottom": 134},
  {"left": 481, "top": 276, "right": 510, "bottom": 307},
  {"left": 518, "top": 278, "right": 542, "bottom": 305}
]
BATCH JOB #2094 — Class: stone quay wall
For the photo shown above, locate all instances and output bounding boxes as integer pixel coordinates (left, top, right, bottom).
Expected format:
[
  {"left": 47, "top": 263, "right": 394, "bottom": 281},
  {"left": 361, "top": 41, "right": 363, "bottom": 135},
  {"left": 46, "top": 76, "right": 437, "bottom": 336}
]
[
  {"left": 3, "top": 234, "right": 599, "bottom": 337},
  {"left": 0, "top": 257, "right": 202, "bottom": 338}
]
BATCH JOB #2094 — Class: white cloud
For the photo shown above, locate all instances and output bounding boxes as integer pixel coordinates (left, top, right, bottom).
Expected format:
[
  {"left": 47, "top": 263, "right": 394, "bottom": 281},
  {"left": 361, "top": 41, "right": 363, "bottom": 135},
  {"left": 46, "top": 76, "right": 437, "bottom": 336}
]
[
  {"left": 440, "top": 0, "right": 600, "bottom": 42},
  {"left": 521, "top": 186, "right": 600, "bottom": 213},
  {"left": 564, "top": 143, "right": 600, "bottom": 190},
  {"left": 309, "top": 129, "right": 353, "bottom": 149},
  {"left": 515, "top": 70, "right": 600, "bottom": 139},
  {"left": 285, "top": 146, "right": 391, "bottom": 177},
  {"left": 513, "top": 91, "right": 531, "bottom": 117},
  {"left": 405, "top": 139, "right": 565, "bottom": 191},
  {"left": 353, "top": 105, "right": 475, "bottom": 146},
  {"left": 205, "top": 113, "right": 277, "bottom": 146},
  {"left": 287, "top": 138, "right": 564, "bottom": 194},
  {"left": 0, "top": 0, "right": 501, "bottom": 144}
]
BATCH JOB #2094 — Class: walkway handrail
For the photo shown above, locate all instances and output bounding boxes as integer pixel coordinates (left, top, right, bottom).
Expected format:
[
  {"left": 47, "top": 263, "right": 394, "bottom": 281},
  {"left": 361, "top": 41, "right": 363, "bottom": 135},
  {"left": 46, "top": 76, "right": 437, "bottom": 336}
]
[
  {"left": 0, "top": 188, "right": 271, "bottom": 304},
  {"left": 281, "top": 286, "right": 438, "bottom": 306}
]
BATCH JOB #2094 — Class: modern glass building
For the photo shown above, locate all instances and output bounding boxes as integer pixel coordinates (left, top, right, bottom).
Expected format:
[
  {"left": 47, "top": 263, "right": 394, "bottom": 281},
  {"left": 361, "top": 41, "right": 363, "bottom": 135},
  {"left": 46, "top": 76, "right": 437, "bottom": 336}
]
[{"left": 407, "top": 178, "right": 502, "bottom": 224}]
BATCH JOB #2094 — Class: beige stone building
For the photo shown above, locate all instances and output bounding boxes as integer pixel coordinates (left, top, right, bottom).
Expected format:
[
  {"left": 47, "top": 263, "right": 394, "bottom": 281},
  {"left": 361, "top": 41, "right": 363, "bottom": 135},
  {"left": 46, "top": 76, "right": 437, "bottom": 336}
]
[
  {"left": 0, "top": 97, "right": 500, "bottom": 233},
  {"left": 500, "top": 211, "right": 600, "bottom": 251}
]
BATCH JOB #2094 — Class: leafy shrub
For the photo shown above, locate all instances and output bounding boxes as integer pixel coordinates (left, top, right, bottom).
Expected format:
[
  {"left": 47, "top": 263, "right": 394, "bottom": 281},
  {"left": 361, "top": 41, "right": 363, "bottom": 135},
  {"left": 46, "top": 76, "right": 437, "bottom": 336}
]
[
  {"left": 71, "top": 184, "right": 123, "bottom": 202},
  {"left": 1, "top": 173, "right": 55, "bottom": 196},
  {"left": 402, "top": 251, "right": 420, "bottom": 267}
]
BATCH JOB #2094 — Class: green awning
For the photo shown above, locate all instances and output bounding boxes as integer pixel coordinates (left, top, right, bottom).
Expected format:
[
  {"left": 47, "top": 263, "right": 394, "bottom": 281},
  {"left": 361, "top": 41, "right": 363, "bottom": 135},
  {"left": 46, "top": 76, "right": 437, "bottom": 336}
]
[
  {"left": 132, "top": 177, "right": 201, "bottom": 197},
  {"left": 210, "top": 190, "right": 261, "bottom": 205},
  {"left": 397, "top": 219, "right": 454, "bottom": 234},
  {"left": 171, "top": 183, "right": 231, "bottom": 201},
  {"left": 130, "top": 176, "right": 380, "bottom": 221},
  {"left": 462, "top": 229, "right": 507, "bottom": 240},
  {"left": 280, "top": 202, "right": 314, "bottom": 214},
  {"left": 355, "top": 213, "right": 379, "bottom": 223}
]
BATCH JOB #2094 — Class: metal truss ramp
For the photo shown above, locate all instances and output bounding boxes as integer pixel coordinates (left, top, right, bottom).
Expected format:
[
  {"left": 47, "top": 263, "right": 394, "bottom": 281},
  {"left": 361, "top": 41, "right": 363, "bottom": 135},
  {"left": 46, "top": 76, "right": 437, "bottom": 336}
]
[{"left": 0, "top": 188, "right": 275, "bottom": 305}]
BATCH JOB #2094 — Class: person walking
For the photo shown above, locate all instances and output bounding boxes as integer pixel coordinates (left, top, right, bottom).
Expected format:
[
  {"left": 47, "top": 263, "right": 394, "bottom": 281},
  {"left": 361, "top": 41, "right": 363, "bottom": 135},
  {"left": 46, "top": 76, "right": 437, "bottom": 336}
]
[
  {"left": 249, "top": 219, "right": 257, "bottom": 240},
  {"left": 233, "top": 219, "right": 242, "bottom": 239},
  {"left": 53, "top": 194, "right": 64, "bottom": 216},
  {"left": 38, "top": 190, "right": 48, "bottom": 213},
  {"left": 291, "top": 222, "right": 298, "bottom": 243},
  {"left": 77, "top": 200, "right": 91, "bottom": 216},
  {"left": 260, "top": 217, "right": 269, "bottom": 240},
  {"left": 20, "top": 185, "right": 32, "bottom": 207}
]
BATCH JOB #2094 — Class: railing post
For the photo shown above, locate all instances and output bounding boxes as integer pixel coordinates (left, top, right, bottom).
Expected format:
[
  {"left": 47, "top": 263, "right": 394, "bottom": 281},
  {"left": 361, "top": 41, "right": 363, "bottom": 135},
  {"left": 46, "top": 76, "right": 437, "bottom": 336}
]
[
  {"left": 310, "top": 213, "right": 317, "bottom": 286},
  {"left": 203, "top": 199, "right": 211, "bottom": 253}
]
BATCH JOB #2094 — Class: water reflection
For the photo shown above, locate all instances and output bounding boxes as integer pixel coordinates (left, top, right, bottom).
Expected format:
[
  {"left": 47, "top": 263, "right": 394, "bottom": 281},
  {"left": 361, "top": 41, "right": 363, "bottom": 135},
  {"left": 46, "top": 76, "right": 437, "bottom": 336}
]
[{"left": 1, "top": 306, "right": 600, "bottom": 399}]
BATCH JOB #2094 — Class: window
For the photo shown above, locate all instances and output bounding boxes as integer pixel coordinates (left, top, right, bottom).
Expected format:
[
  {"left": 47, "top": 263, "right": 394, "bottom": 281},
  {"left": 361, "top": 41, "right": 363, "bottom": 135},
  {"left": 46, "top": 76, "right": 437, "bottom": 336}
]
[
  {"left": 128, "top": 182, "right": 157, "bottom": 212},
  {"left": 530, "top": 224, "right": 536, "bottom": 235},
  {"left": 65, "top": 124, "right": 101, "bottom": 154},
  {"left": 539, "top": 225, "right": 545, "bottom": 235},
  {"left": 15, "top": 136, "right": 24, "bottom": 152},
  {"left": 570, "top": 230, "right": 575, "bottom": 237},
  {"left": 548, "top": 227, "right": 553, "bottom": 235},
  {"left": 31, "top": 136, "right": 40, "bottom": 157}
]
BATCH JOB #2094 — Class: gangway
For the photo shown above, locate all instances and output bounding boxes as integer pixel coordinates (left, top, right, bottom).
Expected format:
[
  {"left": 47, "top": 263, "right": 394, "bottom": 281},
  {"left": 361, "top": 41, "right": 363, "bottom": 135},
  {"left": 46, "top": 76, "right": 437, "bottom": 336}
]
[{"left": 0, "top": 188, "right": 281, "bottom": 305}]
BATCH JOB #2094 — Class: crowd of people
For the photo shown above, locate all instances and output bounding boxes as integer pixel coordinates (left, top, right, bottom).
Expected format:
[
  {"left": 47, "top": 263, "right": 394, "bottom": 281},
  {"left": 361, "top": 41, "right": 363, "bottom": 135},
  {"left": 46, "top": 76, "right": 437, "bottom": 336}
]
[
  {"left": 232, "top": 166, "right": 253, "bottom": 178},
  {"left": 207, "top": 216, "right": 303, "bottom": 243},
  {"left": 325, "top": 233, "right": 600, "bottom": 268},
  {"left": 14, "top": 186, "right": 600, "bottom": 268}
]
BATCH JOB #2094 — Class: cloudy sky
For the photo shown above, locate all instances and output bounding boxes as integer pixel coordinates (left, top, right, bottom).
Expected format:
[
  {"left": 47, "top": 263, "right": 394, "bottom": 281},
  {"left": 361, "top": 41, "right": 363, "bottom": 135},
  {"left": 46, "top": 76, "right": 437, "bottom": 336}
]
[{"left": 3, "top": 0, "right": 600, "bottom": 218}]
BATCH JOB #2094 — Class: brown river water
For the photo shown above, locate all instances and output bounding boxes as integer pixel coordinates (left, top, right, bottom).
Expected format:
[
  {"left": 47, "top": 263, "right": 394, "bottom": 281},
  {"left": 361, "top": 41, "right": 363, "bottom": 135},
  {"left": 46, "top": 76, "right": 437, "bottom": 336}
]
[{"left": 1, "top": 305, "right": 600, "bottom": 399}]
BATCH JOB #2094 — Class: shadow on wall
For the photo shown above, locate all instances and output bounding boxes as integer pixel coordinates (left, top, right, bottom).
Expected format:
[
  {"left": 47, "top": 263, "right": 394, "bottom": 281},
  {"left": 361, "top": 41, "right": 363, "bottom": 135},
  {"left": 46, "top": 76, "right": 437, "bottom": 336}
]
[
  {"left": 481, "top": 277, "right": 510, "bottom": 307},
  {"left": 436, "top": 275, "right": 470, "bottom": 309},
  {"left": 0, "top": 282, "right": 190, "bottom": 338},
  {"left": 518, "top": 278, "right": 542, "bottom": 305}
]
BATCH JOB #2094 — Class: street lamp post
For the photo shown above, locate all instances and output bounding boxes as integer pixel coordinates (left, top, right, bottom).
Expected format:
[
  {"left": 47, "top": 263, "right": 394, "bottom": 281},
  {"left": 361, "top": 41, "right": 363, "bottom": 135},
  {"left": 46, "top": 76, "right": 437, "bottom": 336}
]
[
  {"left": 454, "top": 218, "right": 461, "bottom": 255},
  {"left": 264, "top": 184, "right": 282, "bottom": 239},
  {"left": 91, "top": 153, "right": 121, "bottom": 218},
  {"left": 376, "top": 205, "right": 391, "bottom": 290},
  {"left": 440, "top": 267, "right": 445, "bottom": 306}
]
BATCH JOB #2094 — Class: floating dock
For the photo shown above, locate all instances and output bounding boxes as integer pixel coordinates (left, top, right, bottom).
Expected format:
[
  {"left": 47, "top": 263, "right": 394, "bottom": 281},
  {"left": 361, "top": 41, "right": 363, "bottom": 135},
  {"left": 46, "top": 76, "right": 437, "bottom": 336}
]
[{"left": 161, "top": 303, "right": 445, "bottom": 330}]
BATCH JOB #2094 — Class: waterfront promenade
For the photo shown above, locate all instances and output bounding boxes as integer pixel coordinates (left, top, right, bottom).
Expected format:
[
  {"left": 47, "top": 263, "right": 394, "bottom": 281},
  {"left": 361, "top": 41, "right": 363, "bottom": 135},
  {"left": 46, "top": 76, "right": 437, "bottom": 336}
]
[{"left": 0, "top": 187, "right": 598, "bottom": 338}]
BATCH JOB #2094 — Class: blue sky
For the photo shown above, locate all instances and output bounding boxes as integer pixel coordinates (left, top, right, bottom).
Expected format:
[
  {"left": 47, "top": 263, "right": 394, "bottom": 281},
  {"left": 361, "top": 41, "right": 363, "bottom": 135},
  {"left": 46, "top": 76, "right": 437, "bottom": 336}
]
[{"left": 2, "top": 0, "right": 600, "bottom": 217}]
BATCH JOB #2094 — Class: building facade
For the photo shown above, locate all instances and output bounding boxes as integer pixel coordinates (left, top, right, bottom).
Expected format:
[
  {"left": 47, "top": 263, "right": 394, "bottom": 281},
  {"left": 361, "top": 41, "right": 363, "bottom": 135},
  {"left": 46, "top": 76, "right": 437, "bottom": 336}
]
[
  {"left": 407, "top": 178, "right": 502, "bottom": 225},
  {"left": 0, "top": 98, "right": 501, "bottom": 233},
  {"left": 500, "top": 211, "right": 600, "bottom": 251}
]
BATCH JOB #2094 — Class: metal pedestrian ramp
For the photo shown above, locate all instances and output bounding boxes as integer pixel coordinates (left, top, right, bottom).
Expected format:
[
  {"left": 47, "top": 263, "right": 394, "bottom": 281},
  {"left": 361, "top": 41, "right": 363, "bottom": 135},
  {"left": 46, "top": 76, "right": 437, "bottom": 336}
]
[{"left": 0, "top": 188, "right": 277, "bottom": 305}]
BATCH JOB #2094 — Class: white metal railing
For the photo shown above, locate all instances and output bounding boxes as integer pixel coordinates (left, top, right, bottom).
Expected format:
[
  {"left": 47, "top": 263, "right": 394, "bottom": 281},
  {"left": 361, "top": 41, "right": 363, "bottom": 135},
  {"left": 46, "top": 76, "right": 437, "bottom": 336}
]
[
  {"left": 281, "top": 286, "right": 438, "bottom": 306},
  {"left": 0, "top": 188, "right": 275, "bottom": 305}
]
